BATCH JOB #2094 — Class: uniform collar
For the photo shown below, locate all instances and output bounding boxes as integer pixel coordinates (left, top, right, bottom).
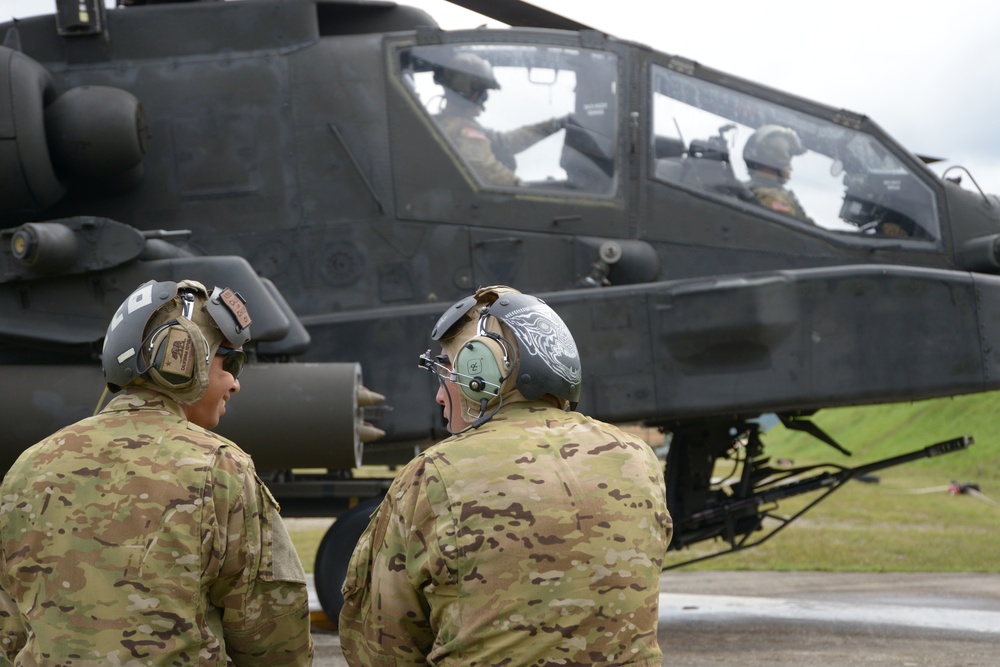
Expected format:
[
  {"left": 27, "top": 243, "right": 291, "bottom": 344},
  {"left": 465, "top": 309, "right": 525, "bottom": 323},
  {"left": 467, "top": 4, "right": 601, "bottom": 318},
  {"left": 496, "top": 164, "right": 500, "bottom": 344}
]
[
  {"left": 101, "top": 388, "right": 188, "bottom": 420},
  {"left": 494, "top": 399, "right": 564, "bottom": 417},
  {"left": 748, "top": 169, "right": 785, "bottom": 187}
]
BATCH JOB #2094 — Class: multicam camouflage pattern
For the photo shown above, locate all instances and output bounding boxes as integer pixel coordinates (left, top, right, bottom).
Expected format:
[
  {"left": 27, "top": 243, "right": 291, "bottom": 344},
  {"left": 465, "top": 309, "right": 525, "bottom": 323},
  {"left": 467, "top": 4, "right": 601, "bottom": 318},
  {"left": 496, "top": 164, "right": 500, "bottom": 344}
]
[
  {"left": 435, "top": 112, "right": 565, "bottom": 187},
  {"left": 747, "top": 174, "right": 811, "bottom": 221},
  {"left": 0, "top": 389, "right": 312, "bottom": 666},
  {"left": 340, "top": 401, "right": 672, "bottom": 666}
]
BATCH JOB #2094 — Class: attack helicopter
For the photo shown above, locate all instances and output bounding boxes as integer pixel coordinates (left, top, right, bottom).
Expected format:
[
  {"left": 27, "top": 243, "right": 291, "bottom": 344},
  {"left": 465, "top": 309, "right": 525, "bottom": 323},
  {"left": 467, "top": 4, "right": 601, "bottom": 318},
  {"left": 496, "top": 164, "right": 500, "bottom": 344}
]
[{"left": 1, "top": 0, "right": 997, "bottom": 620}]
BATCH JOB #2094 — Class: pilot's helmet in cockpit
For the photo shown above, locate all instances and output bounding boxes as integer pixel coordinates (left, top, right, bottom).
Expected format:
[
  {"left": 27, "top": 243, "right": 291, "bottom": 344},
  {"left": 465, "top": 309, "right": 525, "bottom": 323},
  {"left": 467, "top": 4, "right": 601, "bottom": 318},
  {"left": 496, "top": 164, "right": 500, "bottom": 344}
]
[
  {"left": 743, "top": 125, "right": 805, "bottom": 172},
  {"left": 433, "top": 52, "right": 501, "bottom": 106}
]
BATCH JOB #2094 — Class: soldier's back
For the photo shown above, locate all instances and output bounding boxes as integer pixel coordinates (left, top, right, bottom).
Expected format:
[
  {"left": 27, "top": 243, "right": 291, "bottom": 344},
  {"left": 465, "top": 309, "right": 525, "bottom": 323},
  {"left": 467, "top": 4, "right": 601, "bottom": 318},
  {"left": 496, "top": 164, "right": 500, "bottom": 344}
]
[
  {"left": 0, "top": 392, "right": 249, "bottom": 664},
  {"left": 416, "top": 402, "right": 671, "bottom": 666}
]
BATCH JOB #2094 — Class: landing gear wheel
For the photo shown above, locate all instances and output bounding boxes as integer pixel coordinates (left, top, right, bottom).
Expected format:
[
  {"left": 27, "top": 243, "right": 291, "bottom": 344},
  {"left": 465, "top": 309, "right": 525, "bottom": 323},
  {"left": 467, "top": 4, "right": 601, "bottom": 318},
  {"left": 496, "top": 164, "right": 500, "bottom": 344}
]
[{"left": 313, "top": 496, "right": 383, "bottom": 626}]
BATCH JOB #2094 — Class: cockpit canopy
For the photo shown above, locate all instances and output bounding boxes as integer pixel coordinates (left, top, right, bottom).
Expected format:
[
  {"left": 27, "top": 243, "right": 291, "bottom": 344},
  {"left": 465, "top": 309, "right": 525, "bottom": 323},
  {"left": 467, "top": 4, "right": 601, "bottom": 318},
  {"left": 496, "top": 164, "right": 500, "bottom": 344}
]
[
  {"left": 399, "top": 42, "right": 619, "bottom": 196},
  {"left": 651, "top": 65, "right": 939, "bottom": 240},
  {"left": 395, "top": 39, "right": 940, "bottom": 243}
]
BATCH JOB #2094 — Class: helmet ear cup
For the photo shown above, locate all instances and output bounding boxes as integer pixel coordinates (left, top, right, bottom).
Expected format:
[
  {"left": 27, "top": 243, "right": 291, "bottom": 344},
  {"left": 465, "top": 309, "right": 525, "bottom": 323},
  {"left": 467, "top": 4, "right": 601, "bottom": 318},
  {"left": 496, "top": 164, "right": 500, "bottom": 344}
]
[
  {"left": 145, "top": 318, "right": 211, "bottom": 398},
  {"left": 149, "top": 324, "right": 196, "bottom": 385},
  {"left": 454, "top": 336, "right": 508, "bottom": 402}
]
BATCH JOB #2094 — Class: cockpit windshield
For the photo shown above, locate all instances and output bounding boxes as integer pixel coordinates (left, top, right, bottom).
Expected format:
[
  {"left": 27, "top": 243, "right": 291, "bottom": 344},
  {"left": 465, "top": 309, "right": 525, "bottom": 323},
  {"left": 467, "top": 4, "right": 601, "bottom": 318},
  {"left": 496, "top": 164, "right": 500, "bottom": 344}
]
[
  {"left": 651, "top": 65, "right": 939, "bottom": 240},
  {"left": 398, "top": 43, "right": 618, "bottom": 195}
]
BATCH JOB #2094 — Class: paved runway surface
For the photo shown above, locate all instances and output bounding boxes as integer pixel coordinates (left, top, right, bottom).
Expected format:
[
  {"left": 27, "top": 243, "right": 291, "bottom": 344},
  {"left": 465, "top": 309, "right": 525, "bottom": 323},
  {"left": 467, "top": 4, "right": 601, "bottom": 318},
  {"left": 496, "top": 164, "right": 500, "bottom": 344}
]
[{"left": 308, "top": 571, "right": 1000, "bottom": 665}]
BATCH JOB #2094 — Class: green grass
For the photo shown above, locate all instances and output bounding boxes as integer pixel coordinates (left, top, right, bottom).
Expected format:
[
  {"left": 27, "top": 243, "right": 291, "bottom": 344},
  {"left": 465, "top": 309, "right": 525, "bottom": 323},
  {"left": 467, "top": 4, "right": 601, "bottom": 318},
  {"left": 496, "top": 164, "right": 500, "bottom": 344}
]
[
  {"left": 761, "top": 391, "right": 1000, "bottom": 485},
  {"left": 662, "top": 468, "right": 1000, "bottom": 572},
  {"left": 664, "top": 390, "right": 1000, "bottom": 572},
  {"left": 288, "top": 391, "right": 1000, "bottom": 573}
]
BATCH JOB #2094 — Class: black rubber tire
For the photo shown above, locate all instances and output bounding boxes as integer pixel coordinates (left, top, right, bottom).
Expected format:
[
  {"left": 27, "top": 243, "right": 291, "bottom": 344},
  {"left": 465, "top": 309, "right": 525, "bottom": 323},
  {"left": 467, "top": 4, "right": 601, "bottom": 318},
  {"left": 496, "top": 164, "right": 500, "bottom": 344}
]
[{"left": 313, "top": 496, "right": 384, "bottom": 625}]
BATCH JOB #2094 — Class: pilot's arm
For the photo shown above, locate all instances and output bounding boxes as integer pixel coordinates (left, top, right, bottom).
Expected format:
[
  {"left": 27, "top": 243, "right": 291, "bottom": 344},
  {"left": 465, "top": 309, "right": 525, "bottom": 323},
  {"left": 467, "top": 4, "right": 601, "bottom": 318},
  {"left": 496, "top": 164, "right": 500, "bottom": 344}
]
[
  {"left": 489, "top": 115, "right": 569, "bottom": 159},
  {"left": 340, "top": 456, "right": 442, "bottom": 666},
  {"left": 438, "top": 114, "right": 569, "bottom": 187}
]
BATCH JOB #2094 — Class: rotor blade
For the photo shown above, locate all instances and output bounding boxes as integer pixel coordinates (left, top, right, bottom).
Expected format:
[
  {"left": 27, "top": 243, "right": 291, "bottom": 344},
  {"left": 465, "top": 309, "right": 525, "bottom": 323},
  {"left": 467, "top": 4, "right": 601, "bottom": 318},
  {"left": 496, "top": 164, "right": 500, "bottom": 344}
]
[
  {"left": 443, "top": 0, "right": 595, "bottom": 31},
  {"left": 916, "top": 153, "right": 946, "bottom": 165}
]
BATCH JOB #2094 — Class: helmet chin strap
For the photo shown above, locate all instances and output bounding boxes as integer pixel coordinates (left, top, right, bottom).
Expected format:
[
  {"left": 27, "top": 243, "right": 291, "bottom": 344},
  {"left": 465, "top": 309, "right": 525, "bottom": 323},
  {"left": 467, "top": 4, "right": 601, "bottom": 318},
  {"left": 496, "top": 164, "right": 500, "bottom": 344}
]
[{"left": 93, "top": 385, "right": 111, "bottom": 416}]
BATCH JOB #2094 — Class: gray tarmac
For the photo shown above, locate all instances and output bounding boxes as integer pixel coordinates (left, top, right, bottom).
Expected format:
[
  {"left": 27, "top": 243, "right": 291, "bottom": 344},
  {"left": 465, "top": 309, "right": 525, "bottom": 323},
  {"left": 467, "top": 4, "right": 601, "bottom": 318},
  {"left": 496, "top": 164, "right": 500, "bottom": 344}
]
[{"left": 309, "top": 571, "right": 1000, "bottom": 666}]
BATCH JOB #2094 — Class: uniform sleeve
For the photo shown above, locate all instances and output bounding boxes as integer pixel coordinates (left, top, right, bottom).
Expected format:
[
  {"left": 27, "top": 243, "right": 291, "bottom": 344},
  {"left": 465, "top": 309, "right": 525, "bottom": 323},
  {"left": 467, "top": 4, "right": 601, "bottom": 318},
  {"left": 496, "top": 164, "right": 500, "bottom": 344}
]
[
  {"left": 0, "top": 585, "right": 24, "bottom": 664},
  {"left": 491, "top": 115, "right": 567, "bottom": 157},
  {"left": 340, "top": 457, "right": 445, "bottom": 666},
  {"left": 640, "top": 437, "right": 674, "bottom": 553},
  {"left": 0, "top": 473, "right": 26, "bottom": 664},
  {"left": 209, "top": 460, "right": 313, "bottom": 666}
]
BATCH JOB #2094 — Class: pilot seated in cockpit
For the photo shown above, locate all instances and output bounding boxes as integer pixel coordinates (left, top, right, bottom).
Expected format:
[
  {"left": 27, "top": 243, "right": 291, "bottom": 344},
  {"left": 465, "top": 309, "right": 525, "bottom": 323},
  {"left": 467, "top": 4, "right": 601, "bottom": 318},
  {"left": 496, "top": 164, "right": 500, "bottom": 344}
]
[
  {"left": 432, "top": 53, "right": 567, "bottom": 187},
  {"left": 743, "top": 124, "right": 813, "bottom": 223}
]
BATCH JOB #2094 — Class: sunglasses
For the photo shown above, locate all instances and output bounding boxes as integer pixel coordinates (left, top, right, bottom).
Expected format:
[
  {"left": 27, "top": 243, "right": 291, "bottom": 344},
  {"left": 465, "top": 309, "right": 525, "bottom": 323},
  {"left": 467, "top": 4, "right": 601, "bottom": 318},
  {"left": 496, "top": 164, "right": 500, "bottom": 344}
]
[{"left": 216, "top": 346, "right": 247, "bottom": 379}]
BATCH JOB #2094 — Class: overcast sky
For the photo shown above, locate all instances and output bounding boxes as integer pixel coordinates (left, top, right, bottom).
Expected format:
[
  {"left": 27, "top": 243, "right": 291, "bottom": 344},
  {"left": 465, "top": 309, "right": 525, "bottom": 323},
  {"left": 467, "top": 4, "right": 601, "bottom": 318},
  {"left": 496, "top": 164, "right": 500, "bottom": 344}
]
[{"left": 5, "top": 0, "right": 999, "bottom": 187}]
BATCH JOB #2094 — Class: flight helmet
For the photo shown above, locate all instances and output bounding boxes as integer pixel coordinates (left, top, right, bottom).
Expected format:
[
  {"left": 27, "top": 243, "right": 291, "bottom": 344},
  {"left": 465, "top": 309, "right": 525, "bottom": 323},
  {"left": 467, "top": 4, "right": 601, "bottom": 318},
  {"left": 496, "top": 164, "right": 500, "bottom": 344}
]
[
  {"left": 419, "top": 285, "right": 582, "bottom": 430},
  {"left": 434, "top": 52, "right": 500, "bottom": 106},
  {"left": 743, "top": 124, "right": 805, "bottom": 172},
  {"left": 102, "top": 279, "right": 251, "bottom": 403}
]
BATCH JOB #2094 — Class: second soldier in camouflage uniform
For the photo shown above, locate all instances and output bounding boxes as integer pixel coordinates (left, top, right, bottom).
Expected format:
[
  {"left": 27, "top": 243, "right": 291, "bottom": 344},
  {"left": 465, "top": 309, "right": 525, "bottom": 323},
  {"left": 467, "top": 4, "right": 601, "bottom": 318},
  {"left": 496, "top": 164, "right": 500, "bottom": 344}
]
[
  {"left": 340, "top": 285, "right": 672, "bottom": 666},
  {"left": 0, "top": 279, "right": 313, "bottom": 665},
  {"left": 743, "top": 124, "right": 813, "bottom": 221}
]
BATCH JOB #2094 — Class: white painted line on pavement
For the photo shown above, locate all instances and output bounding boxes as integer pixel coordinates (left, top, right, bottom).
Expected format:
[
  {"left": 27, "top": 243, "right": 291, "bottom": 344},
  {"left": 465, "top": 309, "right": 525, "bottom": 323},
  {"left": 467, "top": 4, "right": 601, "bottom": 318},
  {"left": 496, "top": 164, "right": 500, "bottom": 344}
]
[
  {"left": 308, "top": 575, "right": 1000, "bottom": 634},
  {"left": 660, "top": 593, "right": 1000, "bottom": 634}
]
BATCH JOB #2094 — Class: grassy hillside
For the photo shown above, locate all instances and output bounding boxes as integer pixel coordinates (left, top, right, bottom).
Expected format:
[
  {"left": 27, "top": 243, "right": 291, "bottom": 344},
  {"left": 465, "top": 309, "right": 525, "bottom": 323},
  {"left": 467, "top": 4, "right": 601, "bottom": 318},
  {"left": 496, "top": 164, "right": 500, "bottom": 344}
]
[
  {"left": 662, "top": 390, "right": 1000, "bottom": 572},
  {"left": 761, "top": 390, "right": 1000, "bottom": 484}
]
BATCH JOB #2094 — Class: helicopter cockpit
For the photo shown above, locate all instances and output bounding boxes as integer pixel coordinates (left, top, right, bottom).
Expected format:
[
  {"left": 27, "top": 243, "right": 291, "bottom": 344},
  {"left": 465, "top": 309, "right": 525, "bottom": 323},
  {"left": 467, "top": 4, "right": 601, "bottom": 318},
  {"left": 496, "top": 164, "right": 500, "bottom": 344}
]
[
  {"left": 398, "top": 43, "right": 618, "bottom": 195},
  {"left": 651, "top": 65, "right": 940, "bottom": 241}
]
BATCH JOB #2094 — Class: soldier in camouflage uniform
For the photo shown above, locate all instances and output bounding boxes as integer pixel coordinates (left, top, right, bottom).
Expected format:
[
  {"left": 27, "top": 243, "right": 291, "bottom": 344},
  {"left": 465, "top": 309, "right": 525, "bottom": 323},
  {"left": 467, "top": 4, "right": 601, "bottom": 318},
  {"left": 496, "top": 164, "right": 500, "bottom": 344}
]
[
  {"left": 340, "top": 285, "right": 672, "bottom": 666},
  {"left": 433, "top": 53, "right": 568, "bottom": 187},
  {"left": 0, "top": 279, "right": 313, "bottom": 665},
  {"left": 744, "top": 124, "right": 813, "bottom": 222}
]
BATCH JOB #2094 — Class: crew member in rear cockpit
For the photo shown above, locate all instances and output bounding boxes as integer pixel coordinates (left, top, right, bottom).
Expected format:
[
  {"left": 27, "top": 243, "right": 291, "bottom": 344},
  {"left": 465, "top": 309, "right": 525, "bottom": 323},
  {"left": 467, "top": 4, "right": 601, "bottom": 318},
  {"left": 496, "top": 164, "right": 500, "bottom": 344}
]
[
  {"left": 432, "top": 52, "right": 568, "bottom": 187},
  {"left": 743, "top": 124, "right": 813, "bottom": 222}
]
